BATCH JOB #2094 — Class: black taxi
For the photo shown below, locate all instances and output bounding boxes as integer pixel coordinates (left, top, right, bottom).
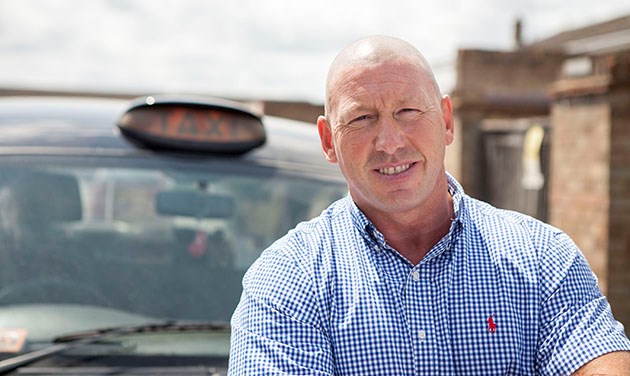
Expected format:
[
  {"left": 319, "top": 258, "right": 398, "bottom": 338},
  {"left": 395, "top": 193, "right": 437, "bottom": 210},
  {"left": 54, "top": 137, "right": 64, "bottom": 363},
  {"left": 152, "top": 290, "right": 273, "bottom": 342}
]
[{"left": 0, "top": 95, "right": 347, "bottom": 375}]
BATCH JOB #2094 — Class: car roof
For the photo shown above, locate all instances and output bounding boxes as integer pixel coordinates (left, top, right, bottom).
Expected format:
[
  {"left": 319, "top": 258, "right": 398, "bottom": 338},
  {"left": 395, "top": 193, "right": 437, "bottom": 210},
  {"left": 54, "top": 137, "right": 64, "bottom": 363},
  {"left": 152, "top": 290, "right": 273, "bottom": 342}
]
[{"left": 0, "top": 95, "right": 342, "bottom": 179}]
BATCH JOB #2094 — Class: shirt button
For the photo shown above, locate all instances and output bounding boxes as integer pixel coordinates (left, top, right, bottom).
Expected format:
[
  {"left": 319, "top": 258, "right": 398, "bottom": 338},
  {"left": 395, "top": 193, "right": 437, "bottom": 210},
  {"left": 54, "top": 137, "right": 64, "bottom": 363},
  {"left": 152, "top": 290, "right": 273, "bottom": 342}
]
[
  {"left": 411, "top": 270, "right": 420, "bottom": 281},
  {"left": 418, "top": 330, "right": 426, "bottom": 342}
]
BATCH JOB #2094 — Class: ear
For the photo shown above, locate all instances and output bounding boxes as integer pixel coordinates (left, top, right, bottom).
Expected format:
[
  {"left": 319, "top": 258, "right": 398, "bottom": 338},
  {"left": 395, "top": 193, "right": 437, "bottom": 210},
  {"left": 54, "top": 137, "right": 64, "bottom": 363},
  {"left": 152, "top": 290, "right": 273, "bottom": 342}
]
[
  {"left": 441, "top": 95, "right": 455, "bottom": 146},
  {"left": 317, "top": 115, "right": 337, "bottom": 163}
]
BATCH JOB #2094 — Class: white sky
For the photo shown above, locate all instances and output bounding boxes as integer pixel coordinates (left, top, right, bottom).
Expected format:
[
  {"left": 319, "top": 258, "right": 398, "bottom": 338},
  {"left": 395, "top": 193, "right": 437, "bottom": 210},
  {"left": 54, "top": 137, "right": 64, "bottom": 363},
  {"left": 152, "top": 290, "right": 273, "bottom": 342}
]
[{"left": 0, "top": 0, "right": 628, "bottom": 103}]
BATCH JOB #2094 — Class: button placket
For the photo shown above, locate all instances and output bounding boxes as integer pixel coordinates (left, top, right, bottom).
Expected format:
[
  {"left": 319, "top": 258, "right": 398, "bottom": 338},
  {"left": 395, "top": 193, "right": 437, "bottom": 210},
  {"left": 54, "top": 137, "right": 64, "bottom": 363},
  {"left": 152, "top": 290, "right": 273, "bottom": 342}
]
[{"left": 403, "top": 263, "right": 438, "bottom": 361}]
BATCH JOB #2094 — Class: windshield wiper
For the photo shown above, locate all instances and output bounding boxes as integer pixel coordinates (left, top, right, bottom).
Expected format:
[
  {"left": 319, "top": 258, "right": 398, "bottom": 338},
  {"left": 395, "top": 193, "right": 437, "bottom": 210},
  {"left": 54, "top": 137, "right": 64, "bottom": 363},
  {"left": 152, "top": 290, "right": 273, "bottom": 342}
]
[{"left": 0, "top": 320, "right": 229, "bottom": 374}]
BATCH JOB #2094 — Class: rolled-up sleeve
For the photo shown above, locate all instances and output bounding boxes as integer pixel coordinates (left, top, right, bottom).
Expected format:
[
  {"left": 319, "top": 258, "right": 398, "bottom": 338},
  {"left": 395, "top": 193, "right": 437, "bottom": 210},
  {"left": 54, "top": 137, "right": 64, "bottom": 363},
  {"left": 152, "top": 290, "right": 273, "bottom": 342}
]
[{"left": 536, "top": 231, "right": 630, "bottom": 375}]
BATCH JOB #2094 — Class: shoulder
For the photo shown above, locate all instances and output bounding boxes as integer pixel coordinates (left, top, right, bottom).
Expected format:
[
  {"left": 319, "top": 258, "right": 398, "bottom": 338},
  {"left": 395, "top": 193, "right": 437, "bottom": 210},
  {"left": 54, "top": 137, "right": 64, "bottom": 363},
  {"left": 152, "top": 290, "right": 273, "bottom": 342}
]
[
  {"left": 458, "top": 195, "right": 590, "bottom": 298},
  {"left": 464, "top": 195, "right": 555, "bottom": 237},
  {"left": 460, "top": 194, "right": 568, "bottom": 260},
  {"left": 243, "top": 196, "right": 351, "bottom": 294},
  {"left": 237, "top": 197, "right": 353, "bottom": 326},
  {"left": 458, "top": 196, "right": 630, "bottom": 374},
  {"left": 466, "top": 195, "right": 582, "bottom": 265},
  {"left": 267, "top": 196, "right": 351, "bottom": 265}
]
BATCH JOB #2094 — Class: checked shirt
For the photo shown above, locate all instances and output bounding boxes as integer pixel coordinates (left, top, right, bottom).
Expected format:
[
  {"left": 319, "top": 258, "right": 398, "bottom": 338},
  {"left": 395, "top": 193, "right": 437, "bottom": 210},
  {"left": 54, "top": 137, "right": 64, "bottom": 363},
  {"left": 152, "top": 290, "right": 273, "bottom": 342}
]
[{"left": 229, "top": 175, "right": 630, "bottom": 375}]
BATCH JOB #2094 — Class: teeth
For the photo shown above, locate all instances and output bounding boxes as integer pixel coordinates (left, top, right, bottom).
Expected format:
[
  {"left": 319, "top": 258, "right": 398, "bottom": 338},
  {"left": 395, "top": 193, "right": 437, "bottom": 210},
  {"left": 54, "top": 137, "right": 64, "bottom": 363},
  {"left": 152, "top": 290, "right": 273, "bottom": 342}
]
[{"left": 379, "top": 164, "right": 411, "bottom": 175}]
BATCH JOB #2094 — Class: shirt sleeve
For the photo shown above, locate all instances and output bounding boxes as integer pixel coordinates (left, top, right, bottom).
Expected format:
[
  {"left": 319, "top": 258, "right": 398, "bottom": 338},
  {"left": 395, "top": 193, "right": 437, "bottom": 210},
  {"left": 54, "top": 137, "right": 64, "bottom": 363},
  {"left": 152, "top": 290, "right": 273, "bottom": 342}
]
[
  {"left": 536, "top": 230, "right": 630, "bottom": 375},
  {"left": 228, "top": 246, "right": 334, "bottom": 375}
]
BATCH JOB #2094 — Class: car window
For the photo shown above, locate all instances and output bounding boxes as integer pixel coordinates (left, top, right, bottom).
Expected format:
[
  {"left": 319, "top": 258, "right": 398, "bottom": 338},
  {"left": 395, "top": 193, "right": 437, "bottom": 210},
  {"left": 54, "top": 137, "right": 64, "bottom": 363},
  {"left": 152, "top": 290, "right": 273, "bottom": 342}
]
[{"left": 0, "top": 160, "right": 346, "bottom": 346}]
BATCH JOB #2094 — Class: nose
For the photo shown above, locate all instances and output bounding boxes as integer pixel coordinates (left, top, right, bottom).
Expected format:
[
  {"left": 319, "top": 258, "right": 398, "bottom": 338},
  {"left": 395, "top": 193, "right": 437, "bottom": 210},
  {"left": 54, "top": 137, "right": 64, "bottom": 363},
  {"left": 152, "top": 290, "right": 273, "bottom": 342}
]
[{"left": 374, "top": 118, "right": 405, "bottom": 155}]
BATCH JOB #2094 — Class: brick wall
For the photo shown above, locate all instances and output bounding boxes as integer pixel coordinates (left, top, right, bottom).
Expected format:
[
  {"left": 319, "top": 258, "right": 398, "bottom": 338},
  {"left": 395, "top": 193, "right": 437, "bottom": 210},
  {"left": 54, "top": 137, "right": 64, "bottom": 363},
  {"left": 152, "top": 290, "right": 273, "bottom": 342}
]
[
  {"left": 456, "top": 50, "right": 565, "bottom": 102},
  {"left": 549, "top": 96, "right": 611, "bottom": 292},
  {"left": 452, "top": 49, "right": 564, "bottom": 197},
  {"left": 549, "top": 52, "right": 630, "bottom": 330}
]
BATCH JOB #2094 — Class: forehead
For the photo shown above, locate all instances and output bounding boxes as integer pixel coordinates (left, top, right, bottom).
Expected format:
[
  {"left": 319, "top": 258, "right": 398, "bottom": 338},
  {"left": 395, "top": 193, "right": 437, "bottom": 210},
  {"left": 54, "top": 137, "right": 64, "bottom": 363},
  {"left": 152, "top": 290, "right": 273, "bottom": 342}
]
[{"left": 331, "top": 60, "right": 433, "bottom": 109}]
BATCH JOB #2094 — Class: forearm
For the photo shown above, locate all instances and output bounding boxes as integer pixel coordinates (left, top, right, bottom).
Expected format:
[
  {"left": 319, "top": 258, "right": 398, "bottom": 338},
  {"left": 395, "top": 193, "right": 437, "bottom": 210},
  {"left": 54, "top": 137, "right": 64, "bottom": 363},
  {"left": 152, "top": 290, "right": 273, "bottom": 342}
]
[{"left": 572, "top": 350, "right": 630, "bottom": 375}]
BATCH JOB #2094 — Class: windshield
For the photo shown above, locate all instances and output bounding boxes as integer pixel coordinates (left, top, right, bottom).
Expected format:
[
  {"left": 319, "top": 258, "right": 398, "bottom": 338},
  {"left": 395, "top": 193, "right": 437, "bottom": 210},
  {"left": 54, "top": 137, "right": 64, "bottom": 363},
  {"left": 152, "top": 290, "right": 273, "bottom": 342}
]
[{"left": 0, "top": 157, "right": 346, "bottom": 358}]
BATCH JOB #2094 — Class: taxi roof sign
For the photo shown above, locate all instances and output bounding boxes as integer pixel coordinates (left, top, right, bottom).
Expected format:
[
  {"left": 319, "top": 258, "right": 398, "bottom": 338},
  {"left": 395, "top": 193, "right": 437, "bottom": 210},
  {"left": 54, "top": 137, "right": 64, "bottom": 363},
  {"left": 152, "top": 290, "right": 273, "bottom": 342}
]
[{"left": 117, "top": 95, "right": 266, "bottom": 154}]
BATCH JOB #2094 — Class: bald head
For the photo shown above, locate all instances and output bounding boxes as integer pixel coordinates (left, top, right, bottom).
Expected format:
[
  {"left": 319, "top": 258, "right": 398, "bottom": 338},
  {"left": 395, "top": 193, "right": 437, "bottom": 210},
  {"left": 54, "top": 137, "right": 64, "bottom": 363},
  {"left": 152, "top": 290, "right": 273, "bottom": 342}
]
[{"left": 324, "top": 36, "right": 441, "bottom": 116}]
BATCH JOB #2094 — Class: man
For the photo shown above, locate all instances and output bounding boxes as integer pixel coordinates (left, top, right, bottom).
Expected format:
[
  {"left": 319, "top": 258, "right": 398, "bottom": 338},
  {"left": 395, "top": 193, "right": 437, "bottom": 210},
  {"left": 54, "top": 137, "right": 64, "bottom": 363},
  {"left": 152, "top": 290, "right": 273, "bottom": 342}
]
[{"left": 229, "top": 35, "right": 630, "bottom": 375}]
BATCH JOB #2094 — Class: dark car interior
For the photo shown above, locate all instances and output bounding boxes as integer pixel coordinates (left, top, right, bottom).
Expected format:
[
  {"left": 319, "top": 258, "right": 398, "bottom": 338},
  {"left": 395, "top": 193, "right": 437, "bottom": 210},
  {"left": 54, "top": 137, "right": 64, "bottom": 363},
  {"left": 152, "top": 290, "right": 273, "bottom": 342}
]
[{"left": 0, "top": 169, "right": 243, "bottom": 323}]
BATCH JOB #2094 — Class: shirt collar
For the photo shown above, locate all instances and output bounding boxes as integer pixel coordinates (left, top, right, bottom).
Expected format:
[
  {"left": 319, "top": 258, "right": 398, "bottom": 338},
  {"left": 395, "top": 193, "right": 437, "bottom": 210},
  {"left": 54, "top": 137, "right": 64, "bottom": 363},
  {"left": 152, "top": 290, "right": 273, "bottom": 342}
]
[
  {"left": 447, "top": 171, "right": 464, "bottom": 224},
  {"left": 348, "top": 172, "right": 465, "bottom": 248}
]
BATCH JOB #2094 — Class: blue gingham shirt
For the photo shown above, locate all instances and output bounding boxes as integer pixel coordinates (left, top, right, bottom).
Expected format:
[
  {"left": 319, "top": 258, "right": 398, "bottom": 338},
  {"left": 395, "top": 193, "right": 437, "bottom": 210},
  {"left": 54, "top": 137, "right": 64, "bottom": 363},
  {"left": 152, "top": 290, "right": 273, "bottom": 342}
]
[{"left": 229, "top": 175, "right": 630, "bottom": 375}]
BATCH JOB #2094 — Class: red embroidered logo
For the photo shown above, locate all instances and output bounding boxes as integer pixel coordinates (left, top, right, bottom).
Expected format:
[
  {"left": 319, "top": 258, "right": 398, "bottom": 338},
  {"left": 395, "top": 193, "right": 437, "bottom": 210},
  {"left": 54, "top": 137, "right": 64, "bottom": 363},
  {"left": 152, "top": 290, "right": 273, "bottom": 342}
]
[{"left": 487, "top": 314, "right": 497, "bottom": 333}]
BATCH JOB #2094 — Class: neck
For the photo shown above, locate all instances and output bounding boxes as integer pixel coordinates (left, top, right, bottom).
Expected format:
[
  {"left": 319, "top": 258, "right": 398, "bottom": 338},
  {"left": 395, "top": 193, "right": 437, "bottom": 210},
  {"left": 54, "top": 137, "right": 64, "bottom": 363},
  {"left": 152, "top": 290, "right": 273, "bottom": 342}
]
[{"left": 366, "top": 183, "right": 454, "bottom": 265}]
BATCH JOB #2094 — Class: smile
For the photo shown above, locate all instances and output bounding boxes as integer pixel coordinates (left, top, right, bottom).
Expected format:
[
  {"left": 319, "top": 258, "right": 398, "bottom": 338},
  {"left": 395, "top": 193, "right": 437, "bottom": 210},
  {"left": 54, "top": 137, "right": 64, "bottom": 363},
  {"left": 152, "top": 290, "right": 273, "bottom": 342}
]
[{"left": 378, "top": 163, "right": 413, "bottom": 175}]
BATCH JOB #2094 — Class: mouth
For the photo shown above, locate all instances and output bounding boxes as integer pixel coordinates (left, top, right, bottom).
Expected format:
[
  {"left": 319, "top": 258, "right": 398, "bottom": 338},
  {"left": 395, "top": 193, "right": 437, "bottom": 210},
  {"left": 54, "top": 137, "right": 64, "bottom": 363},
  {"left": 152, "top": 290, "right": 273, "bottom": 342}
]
[{"left": 377, "top": 162, "right": 414, "bottom": 176}]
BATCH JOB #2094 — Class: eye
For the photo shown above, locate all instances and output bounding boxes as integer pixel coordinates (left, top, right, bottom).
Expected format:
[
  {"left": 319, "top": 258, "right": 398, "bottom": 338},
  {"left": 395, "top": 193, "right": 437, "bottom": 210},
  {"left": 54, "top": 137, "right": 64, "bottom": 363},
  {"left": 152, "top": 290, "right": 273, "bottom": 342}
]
[
  {"left": 396, "top": 108, "right": 423, "bottom": 120},
  {"left": 399, "top": 108, "right": 419, "bottom": 115},
  {"left": 349, "top": 114, "right": 374, "bottom": 125},
  {"left": 353, "top": 115, "right": 369, "bottom": 122}
]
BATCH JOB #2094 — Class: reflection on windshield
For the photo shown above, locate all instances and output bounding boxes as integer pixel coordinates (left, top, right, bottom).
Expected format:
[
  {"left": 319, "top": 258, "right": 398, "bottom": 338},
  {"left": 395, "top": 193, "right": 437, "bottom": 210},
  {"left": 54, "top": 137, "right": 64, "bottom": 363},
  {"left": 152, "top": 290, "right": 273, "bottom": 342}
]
[{"left": 0, "top": 164, "right": 346, "bottom": 348}]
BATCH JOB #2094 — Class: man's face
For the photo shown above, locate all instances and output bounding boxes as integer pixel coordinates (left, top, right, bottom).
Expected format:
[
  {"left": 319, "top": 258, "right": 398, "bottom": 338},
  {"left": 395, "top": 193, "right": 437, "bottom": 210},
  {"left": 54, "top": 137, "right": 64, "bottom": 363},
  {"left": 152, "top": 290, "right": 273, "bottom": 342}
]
[{"left": 318, "top": 59, "right": 454, "bottom": 217}]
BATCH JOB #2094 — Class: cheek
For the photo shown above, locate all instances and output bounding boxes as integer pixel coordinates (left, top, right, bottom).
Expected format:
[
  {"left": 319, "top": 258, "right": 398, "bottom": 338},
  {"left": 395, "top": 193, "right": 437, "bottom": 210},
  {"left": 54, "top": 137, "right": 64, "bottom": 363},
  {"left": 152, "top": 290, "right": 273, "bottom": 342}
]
[
  {"left": 335, "top": 130, "right": 369, "bottom": 158},
  {"left": 411, "top": 121, "right": 445, "bottom": 147},
  {"left": 333, "top": 131, "right": 369, "bottom": 170}
]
